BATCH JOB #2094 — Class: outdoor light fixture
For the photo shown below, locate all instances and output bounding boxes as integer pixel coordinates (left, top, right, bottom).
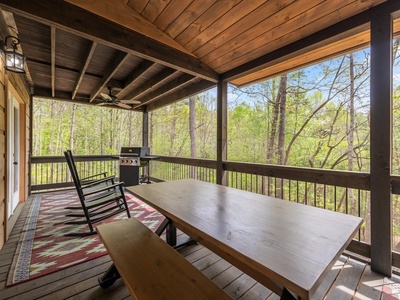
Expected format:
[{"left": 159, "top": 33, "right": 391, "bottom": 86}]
[{"left": 3, "top": 35, "right": 25, "bottom": 74}]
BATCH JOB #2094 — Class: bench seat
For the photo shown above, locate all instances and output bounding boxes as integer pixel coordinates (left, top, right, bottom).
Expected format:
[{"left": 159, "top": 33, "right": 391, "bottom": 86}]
[{"left": 97, "top": 218, "right": 232, "bottom": 300}]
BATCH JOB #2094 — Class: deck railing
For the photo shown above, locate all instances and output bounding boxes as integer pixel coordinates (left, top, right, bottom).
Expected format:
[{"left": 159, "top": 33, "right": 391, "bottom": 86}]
[
  {"left": 30, "top": 155, "right": 119, "bottom": 191},
  {"left": 30, "top": 154, "right": 400, "bottom": 267}
]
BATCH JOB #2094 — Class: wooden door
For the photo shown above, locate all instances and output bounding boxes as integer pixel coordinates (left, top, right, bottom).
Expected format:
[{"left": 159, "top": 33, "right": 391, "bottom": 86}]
[{"left": 7, "top": 91, "right": 20, "bottom": 218}]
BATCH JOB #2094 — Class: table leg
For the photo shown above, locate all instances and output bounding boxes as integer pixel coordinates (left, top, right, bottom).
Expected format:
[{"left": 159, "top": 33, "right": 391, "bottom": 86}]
[
  {"left": 157, "top": 217, "right": 196, "bottom": 248},
  {"left": 155, "top": 217, "right": 170, "bottom": 236},
  {"left": 166, "top": 222, "right": 177, "bottom": 246},
  {"left": 98, "top": 264, "right": 120, "bottom": 288}
]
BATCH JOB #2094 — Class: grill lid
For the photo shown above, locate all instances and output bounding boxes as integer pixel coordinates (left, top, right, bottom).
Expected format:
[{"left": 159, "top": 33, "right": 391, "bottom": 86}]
[{"left": 120, "top": 147, "right": 150, "bottom": 157}]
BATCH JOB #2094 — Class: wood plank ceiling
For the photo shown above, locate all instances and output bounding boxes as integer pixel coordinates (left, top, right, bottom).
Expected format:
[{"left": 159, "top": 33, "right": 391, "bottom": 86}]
[{"left": 0, "top": 0, "right": 397, "bottom": 112}]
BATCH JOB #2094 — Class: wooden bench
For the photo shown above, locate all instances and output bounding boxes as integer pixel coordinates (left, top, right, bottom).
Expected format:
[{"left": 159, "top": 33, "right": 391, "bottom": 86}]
[{"left": 97, "top": 218, "right": 232, "bottom": 300}]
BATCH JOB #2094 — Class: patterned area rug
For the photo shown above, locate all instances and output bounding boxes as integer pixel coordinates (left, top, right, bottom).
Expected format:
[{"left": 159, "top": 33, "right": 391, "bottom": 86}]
[{"left": 6, "top": 190, "right": 165, "bottom": 286}]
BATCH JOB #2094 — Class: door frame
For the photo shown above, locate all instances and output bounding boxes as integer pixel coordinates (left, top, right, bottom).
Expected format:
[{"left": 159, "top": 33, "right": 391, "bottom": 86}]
[{"left": 6, "top": 83, "right": 24, "bottom": 219}]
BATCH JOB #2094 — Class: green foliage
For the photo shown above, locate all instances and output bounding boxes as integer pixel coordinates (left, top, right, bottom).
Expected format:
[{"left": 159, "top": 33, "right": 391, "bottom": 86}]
[{"left": 32, "top": 101, "right": 143, "bottom": 156}]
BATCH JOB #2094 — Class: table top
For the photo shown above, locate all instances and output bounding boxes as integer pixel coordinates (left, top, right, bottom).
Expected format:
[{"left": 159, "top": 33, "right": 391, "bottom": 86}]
[{"left": 126, "top": 179, "right": 362, "bottom": 299}]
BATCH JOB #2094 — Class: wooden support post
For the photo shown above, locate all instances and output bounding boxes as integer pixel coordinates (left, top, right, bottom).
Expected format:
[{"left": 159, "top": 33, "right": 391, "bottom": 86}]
[
  {"left": 217, "top": 81, "right": 227, "bottom": 185},
  {"left": 370, "top": 12, "right": 393, "bottom": 276},
  {"left": 142, "top": 111, "right": 148, "bottom": 147}
]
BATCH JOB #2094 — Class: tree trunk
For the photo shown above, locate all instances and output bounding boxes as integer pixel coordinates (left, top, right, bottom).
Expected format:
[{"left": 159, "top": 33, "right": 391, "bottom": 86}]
[
  {"left": 49, "top": 101, "right": 56, "bottom": 155},
  {"left": 169, "top": 106, "right": 177, "bottom": 157},
  {"left": 69, "top": 104, "right": 77, "bottom": 150},
  {"left": 278, "top": 74, "right": 287, "bottom": 165},
  {"left": 266, "top": 79, "right": 279, "bottom": 163},
  {"left": 189, "top": 96, "right": 197, "bottom": 179},
  {"left": 55, "top": 104, "right": 64, "bottom": 156},
  {"left": 348, "top": 54, "right": 356, "bottom": 215},
  {"left": 277, "top": 74, "right": 287, "bottom": 199},
  {"left": 128, "top": 111, "right": 133, "bottom": 145},
  {"left": 66, "top": 104, "right": 77, "bottom": 182},
  {"left": 264, "top": 78, "right": 280, "bottom": 195},
  {"left": 33, "top": 103, "right": 41, "bottom": 155},
  {"left": 149, "top": 112, "right": 154, "bottom": 150}
]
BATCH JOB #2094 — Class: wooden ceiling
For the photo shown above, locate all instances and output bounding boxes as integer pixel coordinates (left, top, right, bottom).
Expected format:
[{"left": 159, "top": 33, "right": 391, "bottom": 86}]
[{"left": 0, "top": 0, "right": 399, "bottom": 111}]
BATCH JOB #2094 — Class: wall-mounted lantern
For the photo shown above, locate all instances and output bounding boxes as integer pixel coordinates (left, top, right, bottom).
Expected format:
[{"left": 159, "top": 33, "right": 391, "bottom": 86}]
[{"left": 3, "top": 35, "right": 25, "bottom": 74}]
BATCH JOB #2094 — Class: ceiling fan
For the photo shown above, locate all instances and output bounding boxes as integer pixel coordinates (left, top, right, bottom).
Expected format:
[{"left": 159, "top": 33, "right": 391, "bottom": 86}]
[{"left": 97, "top": 87, "right": 140, "bottom": 109}]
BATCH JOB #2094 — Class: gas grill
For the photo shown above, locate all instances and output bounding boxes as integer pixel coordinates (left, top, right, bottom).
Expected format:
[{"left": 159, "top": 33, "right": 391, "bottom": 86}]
[{"left": 119, "top": 147, "right": 158, "bottom": 186}]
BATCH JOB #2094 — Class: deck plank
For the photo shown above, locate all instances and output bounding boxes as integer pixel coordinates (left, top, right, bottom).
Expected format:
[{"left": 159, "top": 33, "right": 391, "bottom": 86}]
[
  {"left": 325, "top": 258, "right": 366, "bottom": 299},
  {"left": 193, "top": 252, "right": 223, "bottom": 271},
  {"left": 213, "top": 265, "right": 244, "bottom": 289},
  {"left": 312, "top": 255, "right": 347, "bottom": 299},
  {"left": 64, "top": 278, "right": 127, "bottom": 300},
  {"left": 5, "top": 261, "right": 112, "bottom": 300},
  {"left": 238, "top": 282, "right": 273, "bottom": 300},
  {"left": 224, "top": 273, "right": 258, "bottom": 299},
  {"left": 353, "top": 265, "right": 383, "bottom": 300}
]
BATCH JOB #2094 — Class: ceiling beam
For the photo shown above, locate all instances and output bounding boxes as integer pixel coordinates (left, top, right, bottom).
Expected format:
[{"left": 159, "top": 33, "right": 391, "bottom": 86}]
[
  {"left": 89, "top": 51, "right": 129, "bottom": 102},
  {"left": 133, "top": 73, "right": 195, "bottom": 109},
  {"left": 33, "top": 87, "right": 146, "bottom": 112},
  {"left": 72, "top": 41, "right": 97, "bottom": 100},
  {"left": 123, "top": 68, "right": 177, "bottom": 101},
  {"left": 0, "top": 0, "right": 219, "bottom": 83},
  {"left": 221, "top": 0, "right": 400, "bottom": 82},
  {"left": 146, "top": 80, "right": 216, "bottom": 112},
  {"left": 116, "top": 60, "right": 155, "bottom": 97},
  {"left": 26, "top": 59, "right": 125, "bottom": 92}
]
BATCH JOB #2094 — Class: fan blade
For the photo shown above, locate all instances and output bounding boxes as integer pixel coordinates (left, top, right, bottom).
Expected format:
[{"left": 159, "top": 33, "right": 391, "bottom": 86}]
[
  {"left": 100, "top": 93, "right": 112, "bottom": 101},
  {"left": 119, "top": 99, "right": 141, "bottom": 104},
  {"left": 116, "top": 103, "right": 132, "bottom": 109}
]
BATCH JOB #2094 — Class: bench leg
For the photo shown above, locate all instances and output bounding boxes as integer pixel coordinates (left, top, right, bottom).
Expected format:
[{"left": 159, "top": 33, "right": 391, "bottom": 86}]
[{"left": 98, "top": 264, "right": 120, "bottom": 288}]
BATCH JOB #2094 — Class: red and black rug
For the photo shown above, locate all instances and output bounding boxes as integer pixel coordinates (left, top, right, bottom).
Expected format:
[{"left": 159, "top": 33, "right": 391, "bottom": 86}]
[{"left": 6, "top": 190, "right": 165, "bottom": 286}]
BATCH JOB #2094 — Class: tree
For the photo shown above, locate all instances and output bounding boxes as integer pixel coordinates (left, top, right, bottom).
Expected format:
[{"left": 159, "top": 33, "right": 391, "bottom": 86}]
[{"left": 189, "top": 96, "right": 197, "bottom": 178}]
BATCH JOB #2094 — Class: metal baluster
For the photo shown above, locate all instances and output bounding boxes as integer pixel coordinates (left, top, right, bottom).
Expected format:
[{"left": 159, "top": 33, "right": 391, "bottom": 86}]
[
  {"left": 314, "top": 183, "right": 317, "bottom": 207},
  {"left": 304, "top": 182, "right": 308, "bottom": 205},
  {"left": 333, "top": 186, "right": 336, "bottom": 211}
]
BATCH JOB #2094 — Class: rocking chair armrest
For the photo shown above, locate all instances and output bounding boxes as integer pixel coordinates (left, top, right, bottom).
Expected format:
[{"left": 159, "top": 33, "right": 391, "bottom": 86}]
[
  {"left": 81, "top": 172, "right": 108, "bottom": 181},
  {"left": 82, "top": 182, "right": 124, "bottom": 197},
  {"left": 81, "top": 176, "right": 115, "bottom": 188}
]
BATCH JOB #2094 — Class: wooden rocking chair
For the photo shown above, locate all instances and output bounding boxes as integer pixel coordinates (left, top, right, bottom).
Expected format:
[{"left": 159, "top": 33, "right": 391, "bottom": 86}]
[{"left": 64, "top": 150, "right": 131, "bottom": 236}]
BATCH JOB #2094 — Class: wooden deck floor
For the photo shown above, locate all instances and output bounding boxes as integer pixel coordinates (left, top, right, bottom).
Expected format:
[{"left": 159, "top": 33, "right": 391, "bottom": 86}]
[{"left": 0, "top": 193, "right": 396, "bottom": 299}]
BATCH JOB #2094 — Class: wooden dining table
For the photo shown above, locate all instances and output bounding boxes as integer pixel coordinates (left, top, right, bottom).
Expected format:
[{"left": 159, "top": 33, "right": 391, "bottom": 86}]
[{"left": 126, "top": 179, "right": 362, "bottom": 300}]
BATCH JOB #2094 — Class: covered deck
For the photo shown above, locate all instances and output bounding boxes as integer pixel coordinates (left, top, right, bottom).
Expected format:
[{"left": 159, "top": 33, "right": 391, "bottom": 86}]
[{"left": 1, "top": 0, "right": 400, "bottom": 298}]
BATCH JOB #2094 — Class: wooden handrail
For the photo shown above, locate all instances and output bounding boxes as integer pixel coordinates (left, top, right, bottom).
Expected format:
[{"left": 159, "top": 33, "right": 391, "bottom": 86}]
[
  {"left": 156, "top": 156, "right": 370, "bottom": 190},
  {"left": 223, "top": 161, "right": 370, "bottom": 190},
  {"left": 31, "top": 154, "right": 373, "bottom": 190},
  {"left": 31, "top": 155, "right": 118, "bottom": 164}
]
